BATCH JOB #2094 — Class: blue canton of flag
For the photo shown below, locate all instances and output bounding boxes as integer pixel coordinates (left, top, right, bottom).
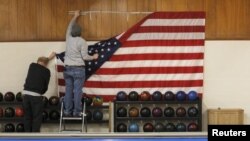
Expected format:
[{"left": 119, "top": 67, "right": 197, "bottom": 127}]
[
  {"left": 56, "top": 37, "right": 121, "bottom": 80},
  {"left": 85, "top": 38, "right": 121, "bottom": 79}
]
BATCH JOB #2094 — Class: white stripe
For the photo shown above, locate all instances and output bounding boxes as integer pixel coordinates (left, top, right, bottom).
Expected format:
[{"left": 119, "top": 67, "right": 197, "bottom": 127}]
[
  {"left": 88, "top": 73, "right": 203, "bottom": 81},
  {"left": 58, "top": 86, "right": 203, "bottom": 95},
  {"left": 57, "top": 72, "right": 64, "bottom": 79},
  {"left": 101, "top": 60, "right": 203, "bottom": 68},
  {"left": 114, "top": 46, "right": 204, "bottom": 55},
  {"left": 83, "top": 87, "right": 203, "bottom": 95},
  {"left": 58, "top": 86, "right": 65, "bottom": 93},
  {"left": 128, "top": 33, "right": 205, "bottom": 40},
  {"left": 142, "top": 19, "right": 205, "bottom": 26}
]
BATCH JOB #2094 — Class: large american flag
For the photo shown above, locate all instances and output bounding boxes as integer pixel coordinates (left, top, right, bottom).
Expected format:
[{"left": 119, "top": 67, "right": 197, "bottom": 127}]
[{"left": 56, "top": 12, "right": 205, "bottom": 102}]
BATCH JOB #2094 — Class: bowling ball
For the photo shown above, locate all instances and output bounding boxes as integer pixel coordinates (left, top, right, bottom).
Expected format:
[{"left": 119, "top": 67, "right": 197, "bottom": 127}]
[
  {"left": 0, "top": 92, "right": 3, "bottom": 102},
  {"left": 5, "top": 107, "right": 15, "bottom": 117},
  {"left": 140, "top": 107, "right": 151, "bottom": 117},
  {"left": 86, "top": 110, "right": 92, "bottom": 121},
  {"left": 93, "top": 96, "right": 103, "bottom": 106},
  {"left": 42, "top": 96, "right": 49, "bottom": 107},
  {"left": 49, "top": 96, "right": 59, "bottom": 106},
  {"left": 165, "top": 123, "right": 176, "bottom": 132},
  {"left": 176, "top": 107, "right": 186, "bottom": 117},
  {"left": 116, "top": 123, "right": 127, "bottom": 132},
  {"left": 140, "top": 91, "right": 151, "bottom": 101},
  {"left": 16, "top": 123, "right": 25, "bottom": 132},
  {"left": 176, "top": 91, "right": 186, "bottom": 101},
  {"left": 116, "top": 91, "right": 127, "bottom": 101},
  {"left": 188, "top": 122, "right": 199, "bottom": 131},
  {"left": 15, "top": 107, "right": 24, "bottom": 117},
  {"left": 154, "top": 122, "right": 165, "bottom": 132},
  {"left": 129, "top": 107, "right": 139, "bottom": 117},
  {"left": 128, "top": 123, "right": 139, "bottom": 132},
  {"left": 5, "top": 123, "right": 15, "bottom": 132},
  {"left": 188, "top": 91, "right": 198, "bottom": 101},
  {"left": 16, "top": 92, "right": 23, "bottom": 102},
  {"left": 49, "top": 110, "right": 60, "bottom": 120},
  {"left": 176, "top": 123, "right": 186, "bottom": 132},
  {"left": 0, "top": 107, "right": 3, "bottom": 117},
  {"left": 117, "top": 107, "right": 127, "bottom": 117},
  {"left": 93, "top": 110, "right": 103, "bottom": 121},
  {"left": 164, "top": 107, "right": 175, "bottom": 117},
  {"left": 152, "top": 107, "right": 163, "bottom": 117},
  {"left": 128, "top": 91, "right": 139, "bottom": 101},
  {"left": 188, "top": 106, "right": 199, "bottom": 117},
  {"left": 4, "top": 92, "right": 15, "bottom": 102},
  {"left": 164, "top": 91, "right": 175, "bottom": 101},
  {"left": 84, "top": 96, "right": 93, "bottom": 106},
  {"left": 152, "top": 91, "right": 162, "bottom": 101},
  {"left": 143, "top": 123, "right": 154, "bottom": 132},
  {"left": 42, "top": 111, "right": 48, "bottom": 122}
]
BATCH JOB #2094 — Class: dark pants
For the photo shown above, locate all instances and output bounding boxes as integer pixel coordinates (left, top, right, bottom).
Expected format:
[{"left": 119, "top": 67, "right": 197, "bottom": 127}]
[{"left": 23, "top": 95, "right": 43, "bottom": 132}]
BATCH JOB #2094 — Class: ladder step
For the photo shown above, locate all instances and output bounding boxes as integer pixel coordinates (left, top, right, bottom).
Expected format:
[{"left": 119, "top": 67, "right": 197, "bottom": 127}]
[{"left": 62, "top": 117, "right": 83, "bottom": 120}]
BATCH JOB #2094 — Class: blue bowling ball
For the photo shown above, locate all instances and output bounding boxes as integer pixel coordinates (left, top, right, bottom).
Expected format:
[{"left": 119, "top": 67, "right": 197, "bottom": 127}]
[
  {"left": 176, "top": 91, "right": 186, "bottom": 101},
  {"left": 152, "top": 91, "right": 162, "bottom": 101},
  {"left": 129, "top": 123, "right": 139, "bottom": 132},
  {"left": 188, "top": 91, "right": 198, "bottom": 101},
  {"left": 116, "top": 91, "right": 127, "bottom": 101}
]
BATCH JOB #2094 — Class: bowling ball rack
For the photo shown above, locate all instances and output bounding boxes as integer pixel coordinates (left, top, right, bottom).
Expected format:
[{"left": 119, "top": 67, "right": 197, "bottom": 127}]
[
  {"left": 113, "top": 98, "right": 202, "bottom": 132},
  {"left": 0, "top": 100, "right": 110, "bottom": 132}
]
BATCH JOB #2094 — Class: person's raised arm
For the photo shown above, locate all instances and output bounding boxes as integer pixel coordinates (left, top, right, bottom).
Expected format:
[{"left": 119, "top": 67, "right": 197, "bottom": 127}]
[{"left": 66, "top": 10, "right": 80, "bottom": 39}]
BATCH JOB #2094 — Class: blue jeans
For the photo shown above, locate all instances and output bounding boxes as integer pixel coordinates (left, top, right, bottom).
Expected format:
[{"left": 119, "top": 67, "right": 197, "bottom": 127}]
[{"left": 63, "top": 66, "right": 85, "bottom": 116}]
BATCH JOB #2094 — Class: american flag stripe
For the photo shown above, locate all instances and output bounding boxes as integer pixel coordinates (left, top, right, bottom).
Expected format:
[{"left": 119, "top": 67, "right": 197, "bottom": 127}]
[
  {"left": 128, "top": 33, "right": 205, "bottom": 40},
  {"left": 142, "top": 19, "right": 205, "bottom": 26},
  {"left": 95, "top": 67, "right": 203, "bottom": 75},
  {"left": 84, "top": 80, "right": 203, "bottom": 88},
  {"left": 88, "top": 73, "right": 203, "bottom": 81},
  {"left": 56, "top": 12, "right": 205, "bottom": 101},
  {"left": 100, "top": 60, "right": 203, "bottom": 68},
  {"left": 110, "top": 53, "right": 203, "bottom": 61},
  {"left": 58, "top": 79, "right": 203, "bottom": 88},
  {"left": 136, "top": 26, "right": 205, "bottom": 33},
  {"left": 58, "top": 66, "right": 203, "bottom": 75},
  {"left": 122, "top": 40, "right": 204, "bottom": 47},
  {"left": 58, "top": 66, "right": 203, "bottom": 76},
  {"left": 115, "top": 47, "right": 204, "bottom": 54}
]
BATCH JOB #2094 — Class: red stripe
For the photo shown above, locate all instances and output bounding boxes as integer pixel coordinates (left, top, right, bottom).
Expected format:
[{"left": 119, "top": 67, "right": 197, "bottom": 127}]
[
  {"left": 57, "top": 65, "right": 64, "bottom": 72},
  {"left": 136, "top": 26, "right": 205, "bottom": 33},
  {"left": 95, "top": 67, "right": 203, "bottom": 75},
  {"left": 58, "top": 79, "right": 65, "bottom": 86},
  {"left": 150, "top": 12, "right": 205, "bottom": 19},
  {"left": 110, "top": 53, "right": 203, "bottom": 61},
  {"left": 122, "top": 40, "right": 204, "bottom": 47},
  {"left": 84, "top": 80, "right": 203, "bottom": 88}
]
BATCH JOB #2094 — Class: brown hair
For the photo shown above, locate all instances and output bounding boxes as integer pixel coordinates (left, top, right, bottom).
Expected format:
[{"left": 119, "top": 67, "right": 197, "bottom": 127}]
[{"left": 37, "top": 57, "right": 49, "bottom": 65}]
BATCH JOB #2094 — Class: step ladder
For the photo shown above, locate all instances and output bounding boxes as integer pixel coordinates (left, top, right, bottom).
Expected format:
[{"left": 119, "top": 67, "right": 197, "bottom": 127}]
[{"left": 59, "top": 97, "right": 87, "bottom": 133}]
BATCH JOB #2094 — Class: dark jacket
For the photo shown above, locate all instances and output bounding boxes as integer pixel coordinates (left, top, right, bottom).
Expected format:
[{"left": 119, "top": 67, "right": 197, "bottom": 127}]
[{"left": 24, "top": 63, "right": 50, "bottom": 95}]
